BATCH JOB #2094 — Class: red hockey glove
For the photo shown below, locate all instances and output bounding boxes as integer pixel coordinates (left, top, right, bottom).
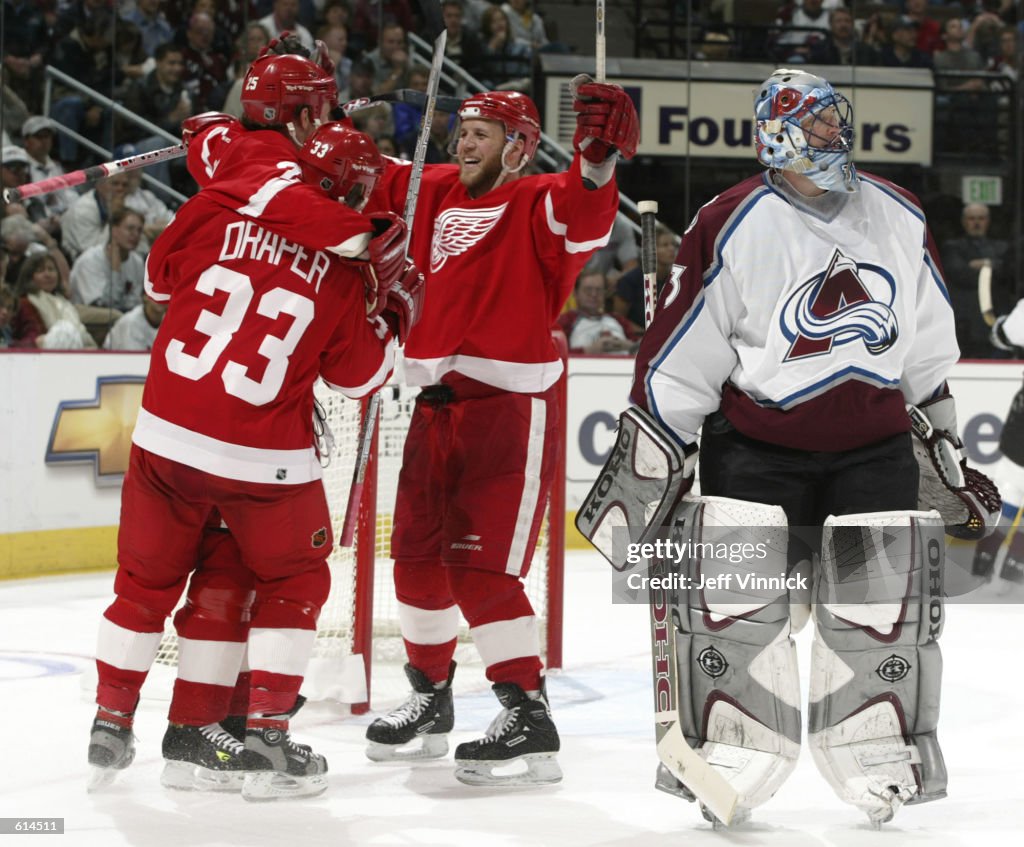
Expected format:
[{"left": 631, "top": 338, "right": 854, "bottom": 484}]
[
  {"left": 378, "top": 262, "right": 425, "bottom": 345},
  {"left": 908, "top": 400, "right": 1002, "bottom": 539},
  {"left": 181, "top": 112, "right": 239, "bottom": 148},
  {"left": 362, "top": 212, "right": 408, "bottom": 312},
  {"left": 571, "top": 74, "right": 639, "bottom": 163}
]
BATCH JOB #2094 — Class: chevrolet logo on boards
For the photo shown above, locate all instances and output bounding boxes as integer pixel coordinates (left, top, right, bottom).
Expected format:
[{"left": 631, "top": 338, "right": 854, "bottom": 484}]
[{"left": 46, "top": 376, "right": 145, "bottom": 483}]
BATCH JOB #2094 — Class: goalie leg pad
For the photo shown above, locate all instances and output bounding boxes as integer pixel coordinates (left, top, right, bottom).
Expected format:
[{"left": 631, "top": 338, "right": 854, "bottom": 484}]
[
  {"left": 809, "top": 509, "right": 947, "bottom": 824},
  {"left": 575, "top": 407, "right": 694, "bottom": 570},
  {"left": 670, "top": 495, "right": 800, "bottom": 812}
]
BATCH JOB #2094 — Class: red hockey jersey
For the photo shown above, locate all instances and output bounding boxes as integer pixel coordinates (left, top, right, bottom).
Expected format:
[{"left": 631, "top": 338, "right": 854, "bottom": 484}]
[
  {"left": 186, "top": 121, "right": 372, "bottom": 259},
  {"left": 369, "top": 157, "right": 618, "bottom": 393},
  {"left": 136, "top": 188, "right": 395, "bottom": 485}
]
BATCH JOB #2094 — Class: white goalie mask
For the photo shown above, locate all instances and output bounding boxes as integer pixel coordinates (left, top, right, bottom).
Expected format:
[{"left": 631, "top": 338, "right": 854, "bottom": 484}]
[{"left": 754, "top": 68, "right": 857, "bottom": 192}]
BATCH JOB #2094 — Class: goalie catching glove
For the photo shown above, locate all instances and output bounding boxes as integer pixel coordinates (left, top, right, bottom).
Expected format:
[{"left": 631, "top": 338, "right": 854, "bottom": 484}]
[
  {"left": 356, "top": 213, "right": 424, "bottom": 345},
  {"left": 571, "top": 74, "right": 640, "bottom": 163},
  {"left": 908, "top": 393, "right": 1001, "bottom": 539}
]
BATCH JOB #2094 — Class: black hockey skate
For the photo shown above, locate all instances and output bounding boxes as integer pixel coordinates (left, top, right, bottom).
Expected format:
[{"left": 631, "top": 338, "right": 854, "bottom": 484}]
[
  {"left": 87, "top": 710, "right": 136, "bottom": 792},
  {"left": 161, "top": 722, "right": 263, "bottom": 792},
  {"left": 454, "top": 681, "right": 562, "bottom": 786},
  {"left": 241, "top": 717, "right": 328, "bottom": 802},
  {"left": 365, "top": 662, "right": 455, "bottom": 762}
]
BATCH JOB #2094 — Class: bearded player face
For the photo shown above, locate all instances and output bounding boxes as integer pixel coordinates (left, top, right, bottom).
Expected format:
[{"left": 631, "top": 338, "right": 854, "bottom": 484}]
[{"left": 456, "top": 118, "right": 508, "bottom": 197}]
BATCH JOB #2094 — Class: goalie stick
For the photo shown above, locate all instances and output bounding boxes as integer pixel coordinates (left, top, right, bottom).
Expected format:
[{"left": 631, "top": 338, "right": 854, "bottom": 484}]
[
  {"left": 339, "top": 30, "right": 448, "bottom": 547},
  {"left": 639, "top": 200, "right": 738, "bottom": 826}
]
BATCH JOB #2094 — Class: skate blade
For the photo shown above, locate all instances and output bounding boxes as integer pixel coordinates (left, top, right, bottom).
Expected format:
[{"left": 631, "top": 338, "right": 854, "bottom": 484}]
[
  {"left": 454, "top": 753, "right": 562, "bottom": 787},
  {"left": 366, "top": 734, "right": 449, "bottom": 762},
  {"left": 86, "top": 766, "right": 120, "bottom": 792},
  {"left": 161, "top": 760, "right": 246, "bottom": 792},
  {"left": 704, "top": 805, "right": 751, "bottom": 829},
  {"left": 241, "top": 771, "right": 328, "bottom": 802}
]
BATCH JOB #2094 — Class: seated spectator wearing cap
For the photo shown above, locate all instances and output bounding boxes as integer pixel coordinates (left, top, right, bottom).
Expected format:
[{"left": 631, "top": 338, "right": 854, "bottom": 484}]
[
  {"left": 11, "top": 251, "right": 97, "bottom": 349},
  {"left": 103, "top": 291, "right": 167, "bottom": 351},
  {"left": 880, "top": 18, "right": 933, "bottom": 68},
  {"left": 20, "top": 117, "right": 80, "bottom": 220},
  {"left": 1, "top": 146, "right": 36, "bottom": 216},
  {"left": 557, "top": 267, "right": 639, "bottom": 355}
]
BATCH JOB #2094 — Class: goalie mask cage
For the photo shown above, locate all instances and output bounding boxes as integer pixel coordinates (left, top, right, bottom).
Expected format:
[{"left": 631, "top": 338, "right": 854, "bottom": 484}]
[{"left": 152, "top": 364, "right": 567, "bottom": 715}]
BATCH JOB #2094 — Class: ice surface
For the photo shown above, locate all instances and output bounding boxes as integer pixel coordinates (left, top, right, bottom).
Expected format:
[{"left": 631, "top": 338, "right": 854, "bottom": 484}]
[{"left": 1, "top": 552, "right": 1021, "bottom": 846}]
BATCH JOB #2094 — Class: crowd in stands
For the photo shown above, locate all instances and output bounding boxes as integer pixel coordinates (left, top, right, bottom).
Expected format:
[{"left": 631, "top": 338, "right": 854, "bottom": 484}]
[{"left": 1, "top": 1, "right": 1022, "bottom": 358}]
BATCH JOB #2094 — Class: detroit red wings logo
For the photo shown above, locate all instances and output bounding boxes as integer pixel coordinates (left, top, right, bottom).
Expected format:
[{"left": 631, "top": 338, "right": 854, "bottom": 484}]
[
  {"left": 780, "top": 248, "right": 898, "bottom": 361},
  {"left": 430, "top": 203, "right": 508, "bottom": 272}
]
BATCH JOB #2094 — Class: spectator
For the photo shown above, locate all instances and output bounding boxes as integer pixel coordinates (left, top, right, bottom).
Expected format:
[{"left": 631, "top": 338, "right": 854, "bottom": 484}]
[
  {"left": 903, "top": 0, "right": 943, "bottom": 55},
  {"left": 587, "top": 213, "right": 639, "bottom": 286},
  {"left": 322, "top": 0, "right": 352, "bottom": 30},
  {"left": 259, "top": 0, "right": 315, "bottom": 52},
  {"left": 463, "top": 0, "right": 496, "bottom": 33},
  {"left": 941, "top": 202, "right": 1010, "bottom": 358},
  {"left": 1, "top": 214, "right": 68, "bottom": 289},
  {"left": 501, "top": 0, "right": 548, "bottom": 51},
  {"left": 933, "top": 17, "right": 987, "bottom": 90},
  {"left": 808, "top": 6, "right": 880, "bottom": 66},
  {"left": 988, "top": 27, "right": 1020, "bottom": 81},
  {"left": 123, "top": 170, "right": 172, "bottom": 256},
  {"left": 366, "top": 22, "right": 412, "bottom": 95},
  {"left": 442, "top": 0, "right": 485, "bottom": 80},
  {"left": 350, "top": 0, "right": 417, "bottom": 53},
  {"left": 613, "top": 224, "right": 679, "bottom": 334},
  {"left": 351, "top": 103, "right": 395, "bottom": 144},
  {"left": 123, "top": 0, "right": 174, "bottom": 59},
  {"left": 558, "top": 267, "right": 638, "bottom": 355},
  {"left": 0, "top": 281, "right": 16, "bottom": 347},
  {"left": 1, "top": 145, "right": 53, "bottom": 233},
  {"left": 119, "top": 44, "right": 194, "bottom": 189},
  {"left": 318, "top": 24, "right": 354, "bottom": 101},
  {"left": 2, "top": 79, "right": 30, "bottom": 141},
  {"left": 344, "top": 58, "right": 376, "bottom": 105},
  {"left": 392, "top": 65, "right": 429, "bottom": 151},
  {"left": 61, "top": 173, "right": 130, "bottom": 261},
  {"left": 966, "top": 0, "right": 1006, "bottom": 63},
  {"left": 48, "top": 7, "right": 117, "bottom": 167},
  {"left": 221, "top": 21, "right": 272, "bottom": 118},
  {"left": 879, "top": 18, "right": 932, "bottom": 68},
  {"left": 773, "top": 0, "right": 831, "bottom": 63},
  {"left": 178, "top": 10, "right": 232, "bottom": 113},
  {"left": 113, "top": 20, "right": 152, "bottom": 88},
  {"left": 103, "top": 291, "right": 168, "bottom": 351},
  {"left": 479, "top": 4, "right": 533, "bottom": 91},
  {"left": 21, "top": 117, "right": 78, "bottom": 222},
  {"left": 1, "top": 0, "right": 49, "bottom": 114},
  {"left": 12, "top": 251, "right": 97, "bottom": 349},
  {"left": 70, "top": 208, "right": 146, "bottom": 313}
]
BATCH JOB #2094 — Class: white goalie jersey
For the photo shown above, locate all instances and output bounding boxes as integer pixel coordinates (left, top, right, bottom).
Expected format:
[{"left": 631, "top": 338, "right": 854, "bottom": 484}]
[{"left": 631, "top": 171, "right": 959, "bottom": 451}]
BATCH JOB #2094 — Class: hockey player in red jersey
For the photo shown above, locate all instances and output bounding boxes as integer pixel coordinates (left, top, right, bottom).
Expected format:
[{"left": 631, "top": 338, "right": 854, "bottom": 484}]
[
  {"left": 87, "top": 121, "right": 425, "bottom": 801},
  {"left": 580, "top": 68, "right": 1001, "bottom": 826},
  {"left": 360, "top": 82, "right": 639, "bottom": 786}
]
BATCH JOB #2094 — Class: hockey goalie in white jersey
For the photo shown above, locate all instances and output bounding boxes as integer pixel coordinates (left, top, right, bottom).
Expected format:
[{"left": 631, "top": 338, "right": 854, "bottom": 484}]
[{"left": 578, "top": 69, "right": 1001, "bottom": 827}]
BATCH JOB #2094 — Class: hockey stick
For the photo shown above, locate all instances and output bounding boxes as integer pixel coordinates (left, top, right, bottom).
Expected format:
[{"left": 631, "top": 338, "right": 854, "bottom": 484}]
[
  {"left": 639, "top": 200, "right": 658, "bottom": 328},
  {"left": 595, "top": 0, "right": 606, "bottom": 83},
  {"left": 2, "top": 143, "right": 186, "bottom": 204},
  {"left": 339, "top": 30, "right": 448, "bottom": 548},
  {"left": 639, "top": 204, "right": 738, "bottom": 826},
  {"left": 978, "top": 261, "right": 996, "bottom": 327},
  {"left": 342, "top": 89, "right": 464, "bottom": 117}
]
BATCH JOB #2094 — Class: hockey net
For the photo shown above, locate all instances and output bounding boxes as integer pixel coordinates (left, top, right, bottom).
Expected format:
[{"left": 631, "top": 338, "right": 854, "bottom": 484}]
[{"left": 152, "top": 371, "right": 566, "bottom": 713}]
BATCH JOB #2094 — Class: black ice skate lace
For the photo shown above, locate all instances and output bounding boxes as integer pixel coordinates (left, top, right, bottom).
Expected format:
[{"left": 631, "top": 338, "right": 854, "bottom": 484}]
[{"left": 200, "top": 723, "right": 245, "bottom": 756}]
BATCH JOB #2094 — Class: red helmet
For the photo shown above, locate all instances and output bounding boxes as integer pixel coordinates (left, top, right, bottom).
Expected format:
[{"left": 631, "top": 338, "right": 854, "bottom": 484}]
[
  {"left": 297, "top": 122, "right": 384, "bottom": 210},
  {"left": 241, "top": 54, "right": 338, "bottom": 127},
  {"left": 457, "top": 91, "right": 541, "bottom": 163}
]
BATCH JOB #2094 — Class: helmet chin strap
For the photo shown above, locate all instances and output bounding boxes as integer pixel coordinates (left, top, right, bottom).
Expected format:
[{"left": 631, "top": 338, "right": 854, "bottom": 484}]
[{"left": 492, "top": 140, "right": 529, "bottom": 190}]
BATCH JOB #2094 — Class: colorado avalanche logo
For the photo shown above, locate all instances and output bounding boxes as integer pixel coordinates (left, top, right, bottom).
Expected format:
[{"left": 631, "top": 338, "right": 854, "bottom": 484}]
[
  {"left": 430, "top": 203, "right": 508, "bottom": 273},
  {"left": 780, "top": 249, "right": 898, "bottom": 361}
]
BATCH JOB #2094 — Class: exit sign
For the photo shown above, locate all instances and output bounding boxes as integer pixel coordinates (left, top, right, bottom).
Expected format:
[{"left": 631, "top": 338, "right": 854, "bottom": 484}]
[{"left": 962, "top": 175, "right": 1002, "bottom": 205}]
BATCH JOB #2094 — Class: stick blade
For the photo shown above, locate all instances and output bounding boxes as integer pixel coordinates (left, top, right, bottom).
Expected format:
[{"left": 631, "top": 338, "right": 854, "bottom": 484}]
[{"left": 655, "top": 724, "right": 739, "bottom": 826}]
